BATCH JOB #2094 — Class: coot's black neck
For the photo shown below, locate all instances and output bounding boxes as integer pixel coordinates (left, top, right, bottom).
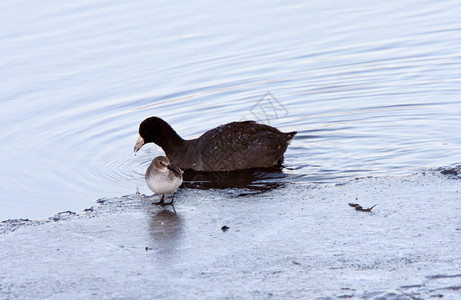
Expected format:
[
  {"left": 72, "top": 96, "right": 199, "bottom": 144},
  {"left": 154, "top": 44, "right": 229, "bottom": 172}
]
[{"left": 153, "top": 119, "right": 186, "bottom": 153}]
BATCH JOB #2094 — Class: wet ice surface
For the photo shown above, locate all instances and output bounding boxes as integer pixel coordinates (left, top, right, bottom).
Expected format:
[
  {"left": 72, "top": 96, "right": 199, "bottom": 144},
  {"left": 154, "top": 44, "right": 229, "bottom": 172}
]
[{"left": 1, "top": 169, "right": 461, "bottom": 299}]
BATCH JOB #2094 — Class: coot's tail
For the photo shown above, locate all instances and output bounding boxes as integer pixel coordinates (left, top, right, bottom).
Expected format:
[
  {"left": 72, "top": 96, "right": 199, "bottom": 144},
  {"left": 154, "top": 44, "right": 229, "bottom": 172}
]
[{"left": 285, "top": 131, "right": 297, "bottom": 145}]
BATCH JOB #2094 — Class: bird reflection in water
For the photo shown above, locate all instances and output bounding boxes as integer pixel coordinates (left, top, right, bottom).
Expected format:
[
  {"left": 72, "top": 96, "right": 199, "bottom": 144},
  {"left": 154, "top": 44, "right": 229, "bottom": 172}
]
[
  {"left": 182, "top": 166, "right": 288, "bottom": 195},
  {"left": 147, "top": 209, "right": 184, "bottom": 256}
]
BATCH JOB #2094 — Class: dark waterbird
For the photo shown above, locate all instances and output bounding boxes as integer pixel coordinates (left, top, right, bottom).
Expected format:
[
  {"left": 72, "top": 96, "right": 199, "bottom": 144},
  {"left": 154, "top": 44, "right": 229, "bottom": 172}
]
[{"left": 134, "top": 116, "right": 297, "bottom": 172}]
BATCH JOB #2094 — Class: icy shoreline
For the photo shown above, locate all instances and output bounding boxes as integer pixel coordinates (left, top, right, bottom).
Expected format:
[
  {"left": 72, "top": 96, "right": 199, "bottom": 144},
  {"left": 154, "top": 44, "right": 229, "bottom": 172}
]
[{"left": 1, "top": 169, "right": 461, "bottom": 299}]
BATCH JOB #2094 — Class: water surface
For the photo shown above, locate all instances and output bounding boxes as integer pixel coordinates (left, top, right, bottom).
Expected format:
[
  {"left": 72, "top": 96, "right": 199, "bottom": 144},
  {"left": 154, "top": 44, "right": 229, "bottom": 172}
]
[{"left": 1, "top": 0, "right": 461, "bottom": 220}]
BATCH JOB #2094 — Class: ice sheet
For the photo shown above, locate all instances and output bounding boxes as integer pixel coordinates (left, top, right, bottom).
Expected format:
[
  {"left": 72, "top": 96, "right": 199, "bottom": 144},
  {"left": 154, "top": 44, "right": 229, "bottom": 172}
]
[{"left": 1, "top": 169, "right": 461, "bottom": 299}]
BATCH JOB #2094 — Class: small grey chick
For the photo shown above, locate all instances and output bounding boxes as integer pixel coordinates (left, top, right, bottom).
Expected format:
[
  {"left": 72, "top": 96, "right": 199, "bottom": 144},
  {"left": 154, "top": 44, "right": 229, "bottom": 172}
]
[{"left": 145, "top": 156, "right": 183, "bottom": 206}]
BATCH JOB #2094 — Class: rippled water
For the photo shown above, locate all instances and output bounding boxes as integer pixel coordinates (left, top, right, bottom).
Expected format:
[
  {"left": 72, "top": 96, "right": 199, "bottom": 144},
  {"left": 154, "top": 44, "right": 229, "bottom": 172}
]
[{"left": 1, "top": 0, "right": 461, "bottom": 220}]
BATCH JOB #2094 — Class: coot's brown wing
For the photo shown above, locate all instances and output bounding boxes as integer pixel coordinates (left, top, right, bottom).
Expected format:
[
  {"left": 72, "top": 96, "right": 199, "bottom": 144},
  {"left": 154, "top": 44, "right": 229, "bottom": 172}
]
[{"left": 196, "top": 121, "right": 295, "bottom": 171}]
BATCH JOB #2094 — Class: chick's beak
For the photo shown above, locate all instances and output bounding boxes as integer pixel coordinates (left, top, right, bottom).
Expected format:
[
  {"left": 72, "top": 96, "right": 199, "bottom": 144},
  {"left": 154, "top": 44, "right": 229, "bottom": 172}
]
[
  {"left": 134, "top": 135, "right": 145, "bottom": 153},
  {"left": 167, "top": 164, "right": 183, "bottom": 177}
]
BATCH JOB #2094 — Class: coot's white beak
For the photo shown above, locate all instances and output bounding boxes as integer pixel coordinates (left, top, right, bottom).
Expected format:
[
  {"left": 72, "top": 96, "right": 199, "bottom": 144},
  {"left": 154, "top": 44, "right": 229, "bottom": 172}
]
[{"left": 134, "top": 135, "right": 145, "bottom": 153}]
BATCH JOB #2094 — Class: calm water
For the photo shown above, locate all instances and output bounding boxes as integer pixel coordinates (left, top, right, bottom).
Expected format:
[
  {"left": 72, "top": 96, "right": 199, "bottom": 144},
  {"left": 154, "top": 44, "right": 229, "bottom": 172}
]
[{"left": 1, "top": 0, "right": 461, "bottom": 220}]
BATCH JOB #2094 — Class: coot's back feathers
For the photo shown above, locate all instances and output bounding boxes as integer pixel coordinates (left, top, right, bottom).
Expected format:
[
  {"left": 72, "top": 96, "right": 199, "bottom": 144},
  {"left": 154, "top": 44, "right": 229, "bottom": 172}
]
[{"left": 190, "top": 121, "right": 296, "bottom": 171}]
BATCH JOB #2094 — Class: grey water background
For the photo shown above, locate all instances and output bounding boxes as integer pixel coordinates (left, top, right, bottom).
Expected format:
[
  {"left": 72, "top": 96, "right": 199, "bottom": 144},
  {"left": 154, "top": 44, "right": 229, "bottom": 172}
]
[{"left": 1, "top": 0, "right": 460, "bottom": 220}]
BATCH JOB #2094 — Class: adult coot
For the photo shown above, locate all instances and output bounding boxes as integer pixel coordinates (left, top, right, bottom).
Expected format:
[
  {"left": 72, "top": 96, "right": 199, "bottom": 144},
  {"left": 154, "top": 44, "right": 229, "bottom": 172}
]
[{"left": 134, "top": 116, "right": 296, "bottom": 171}]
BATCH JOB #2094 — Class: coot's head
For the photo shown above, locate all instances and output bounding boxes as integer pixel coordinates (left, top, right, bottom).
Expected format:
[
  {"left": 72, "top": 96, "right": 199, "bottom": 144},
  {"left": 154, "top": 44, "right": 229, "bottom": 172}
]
[{"left": 134, "top": 116, "right": 181, "bottom": 152}]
